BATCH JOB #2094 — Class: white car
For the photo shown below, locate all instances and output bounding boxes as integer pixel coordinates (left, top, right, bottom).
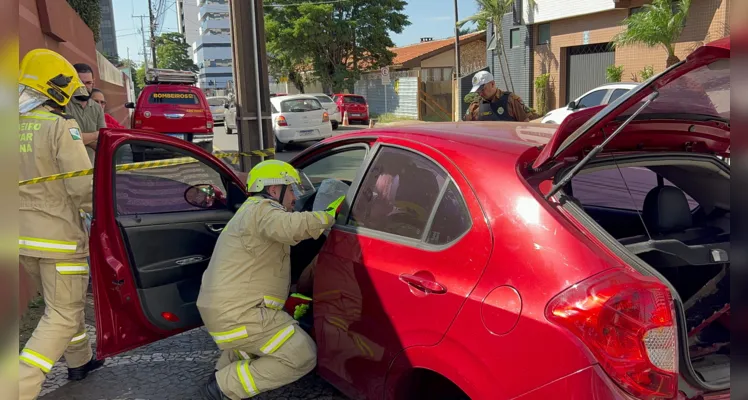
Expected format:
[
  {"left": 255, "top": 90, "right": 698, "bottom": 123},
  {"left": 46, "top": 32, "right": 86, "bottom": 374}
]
[
  {"left": 306, "top": 93, "right": 341, "bottom": 130},
  {"left": 271, "top": 94, "right": 333, "bottom": 152},
  {"left": 206, "top": 96, "right": 230, "bottom": 124},
  {"left": 541, "top": 83, "right": 638, "bottom": 124}
]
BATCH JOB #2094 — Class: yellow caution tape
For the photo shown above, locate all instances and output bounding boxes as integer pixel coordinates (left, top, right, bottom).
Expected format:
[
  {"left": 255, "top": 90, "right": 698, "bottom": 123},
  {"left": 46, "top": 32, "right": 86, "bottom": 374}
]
[{"left": 18, "top": 148, "right": 275, "bottom": 186}]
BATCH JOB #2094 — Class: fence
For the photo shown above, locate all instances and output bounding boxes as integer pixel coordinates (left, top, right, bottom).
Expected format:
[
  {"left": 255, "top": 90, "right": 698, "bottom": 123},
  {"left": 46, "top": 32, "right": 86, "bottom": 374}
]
[{"left": 354, "top": 70, "right": 419, "bottom": 119}]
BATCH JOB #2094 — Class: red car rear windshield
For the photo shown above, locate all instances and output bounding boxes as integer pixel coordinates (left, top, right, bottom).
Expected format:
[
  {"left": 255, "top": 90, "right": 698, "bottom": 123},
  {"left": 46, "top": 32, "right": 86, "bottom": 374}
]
[
  {"left": 148, "top": 91, "right": 200, "bottom": 105},
  {"left": 343, "top": 96, "right": 366, "bottom": 104}
]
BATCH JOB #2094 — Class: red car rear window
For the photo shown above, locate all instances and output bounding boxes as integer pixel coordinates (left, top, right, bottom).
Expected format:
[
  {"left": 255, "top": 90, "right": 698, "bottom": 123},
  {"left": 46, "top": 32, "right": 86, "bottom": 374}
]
[
  {"left": 343, "top": 96, "right": 366, "bottom": 104},
  {"left": 148, "top": 91, "right": 200, "bottom": 105}
]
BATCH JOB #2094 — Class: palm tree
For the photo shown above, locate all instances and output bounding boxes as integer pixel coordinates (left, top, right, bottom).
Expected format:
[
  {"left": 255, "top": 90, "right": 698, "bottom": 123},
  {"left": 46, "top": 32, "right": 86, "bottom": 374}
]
[
  {"left": 612, "top": 0, "right": 692, "bottom": 67},
  {"left": 458, "top": 0, "right": 535, "bottom": 92}
]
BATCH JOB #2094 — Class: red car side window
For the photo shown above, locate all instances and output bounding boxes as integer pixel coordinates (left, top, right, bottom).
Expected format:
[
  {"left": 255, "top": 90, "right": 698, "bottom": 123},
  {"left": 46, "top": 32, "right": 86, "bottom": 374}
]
[{"left": 348, "top": 147, "right": 447, "bottom": 240}]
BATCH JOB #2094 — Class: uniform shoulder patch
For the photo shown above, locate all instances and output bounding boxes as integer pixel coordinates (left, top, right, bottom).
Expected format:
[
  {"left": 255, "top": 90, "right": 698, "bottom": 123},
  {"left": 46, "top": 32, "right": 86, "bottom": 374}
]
[{"left": 69, "top": 127, "right": 82, "bottom": 141}]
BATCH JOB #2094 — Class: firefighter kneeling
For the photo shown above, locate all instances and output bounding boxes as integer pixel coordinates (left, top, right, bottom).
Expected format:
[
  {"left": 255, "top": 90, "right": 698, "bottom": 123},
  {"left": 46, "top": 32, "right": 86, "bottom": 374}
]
[{"left": 197, "top": 160, "right": 344, "bottom": 400}]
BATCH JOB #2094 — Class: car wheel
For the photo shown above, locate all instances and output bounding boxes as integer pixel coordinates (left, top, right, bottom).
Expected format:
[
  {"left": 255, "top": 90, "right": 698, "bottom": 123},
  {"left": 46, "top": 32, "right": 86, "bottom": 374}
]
[
  {"left": 275, "top": 136, "right": 286, "bottom": 153},
  {"left": 331, "top": 121, "right": 339, "bottom": 130},
  {"left": 197, "top": 141, "right": 214, "bottom": 154}
]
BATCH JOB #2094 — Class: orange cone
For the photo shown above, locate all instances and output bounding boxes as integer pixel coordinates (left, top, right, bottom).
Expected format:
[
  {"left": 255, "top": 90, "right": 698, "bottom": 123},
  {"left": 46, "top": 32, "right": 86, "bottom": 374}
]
[{"left": 342, "top": 111, "right": 349, "bottom": 126}]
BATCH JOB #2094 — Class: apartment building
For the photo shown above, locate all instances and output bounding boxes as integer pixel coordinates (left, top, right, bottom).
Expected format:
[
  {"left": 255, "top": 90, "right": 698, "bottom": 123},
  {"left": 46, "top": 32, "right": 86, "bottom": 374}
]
[
  {"left": 193, "top": 0, "right": 234, "bottom": 90},
  {"left": 487, "top": 0, "right": 729, "bottom": 111},
  {"left": 177, "top": 0, "right": 200, "bottom": 51},
  {"left": 96, "top": 0, "right": 119, "bottom": 59}
]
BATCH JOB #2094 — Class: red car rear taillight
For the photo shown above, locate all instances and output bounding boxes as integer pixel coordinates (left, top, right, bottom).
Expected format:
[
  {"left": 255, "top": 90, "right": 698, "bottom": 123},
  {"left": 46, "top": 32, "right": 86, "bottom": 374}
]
[
  {"left": 277, "top": 115, "right": 288, "bottom": 127},
  {"left": 323, "top": 111, "right": 329, "bottom": 122},
  {"left": 546, "top": 268, "right": 678, "bottom": 399}
]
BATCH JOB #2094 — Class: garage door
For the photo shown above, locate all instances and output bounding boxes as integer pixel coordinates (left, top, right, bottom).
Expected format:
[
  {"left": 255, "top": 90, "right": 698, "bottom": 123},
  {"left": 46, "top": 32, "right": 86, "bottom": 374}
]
[{"left": 566, "top": 43, "right": 615, "bottom": 103}]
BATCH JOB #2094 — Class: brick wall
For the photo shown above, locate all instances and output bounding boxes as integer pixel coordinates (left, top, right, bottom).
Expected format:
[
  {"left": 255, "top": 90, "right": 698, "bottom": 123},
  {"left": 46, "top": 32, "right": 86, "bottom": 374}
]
[
  {"left": 20, "top": 0, "right": 130, "bottom": 126},
  {"left": 532, "top": 0, "right": 729, "bottom": 109}
]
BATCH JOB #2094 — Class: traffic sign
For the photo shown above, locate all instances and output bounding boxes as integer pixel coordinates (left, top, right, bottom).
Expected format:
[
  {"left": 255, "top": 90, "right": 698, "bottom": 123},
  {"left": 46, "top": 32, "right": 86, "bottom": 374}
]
[{"left": 381, "top": 66, "right": 390, "bottom": 84}]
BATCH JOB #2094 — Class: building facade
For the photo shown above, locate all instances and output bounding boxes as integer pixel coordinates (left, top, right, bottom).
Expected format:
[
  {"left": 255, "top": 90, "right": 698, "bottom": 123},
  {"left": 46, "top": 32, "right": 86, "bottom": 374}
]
[
  {"left": 193, "top": 0, "right": 234, "bottom": 90},
  {"left": 96, "top": 0, "right": 118, "bottom": 59},
  {"left": 177, "top": 0, "right": 200, "bottom": 51},
  {"left": 489, "top": 0, "right": 730, "bottom": 112}
]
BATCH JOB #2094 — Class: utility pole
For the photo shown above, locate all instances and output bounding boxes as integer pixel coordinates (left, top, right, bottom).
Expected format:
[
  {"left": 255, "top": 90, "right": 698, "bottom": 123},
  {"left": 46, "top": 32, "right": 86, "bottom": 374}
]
[
  {"left": 229, "top": 0, "right": 274, "bottom": 171},
  {"left": 134, "top": 15, "right": 150, "bottom": 68},
  {"left": 453, "top": 0, "right": 461, "bottom": 121},
  {"left": 148, "top": 0, "right": 158, "bottom": 68}
]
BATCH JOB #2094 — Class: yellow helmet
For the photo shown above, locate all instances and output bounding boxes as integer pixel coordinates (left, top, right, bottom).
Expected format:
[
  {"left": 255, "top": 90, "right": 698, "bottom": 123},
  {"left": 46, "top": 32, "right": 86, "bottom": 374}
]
[
  {"left": 247, "top": 160, "right": 302, "bottom": 193},
  {"left": 18, "top": 49, "right": 84, "bottom": 107}
]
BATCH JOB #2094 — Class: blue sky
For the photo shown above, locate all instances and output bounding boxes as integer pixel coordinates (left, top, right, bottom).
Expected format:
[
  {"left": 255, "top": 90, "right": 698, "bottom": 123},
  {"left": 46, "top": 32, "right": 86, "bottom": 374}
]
[{"left": 113, "top": 0, "right": 481, "bottom": 64}]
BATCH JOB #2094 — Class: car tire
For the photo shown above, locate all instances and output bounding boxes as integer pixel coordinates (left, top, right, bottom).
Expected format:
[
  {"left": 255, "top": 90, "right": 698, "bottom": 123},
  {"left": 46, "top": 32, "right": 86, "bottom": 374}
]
[
  {"left": 332, "top": 121, "right": 339, "bottom": 130},
  {"left": 275, "top": 136, "right": 286, "bottom": 153},
  {"left": 197, "top": 141, "right": 214, "bottom": 154}
]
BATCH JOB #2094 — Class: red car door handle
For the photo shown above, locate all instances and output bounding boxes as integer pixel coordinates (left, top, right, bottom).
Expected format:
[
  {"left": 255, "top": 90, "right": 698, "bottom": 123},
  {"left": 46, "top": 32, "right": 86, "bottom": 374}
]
[{"left": 399, "top": 274, "right": 447, "bottom": 295}]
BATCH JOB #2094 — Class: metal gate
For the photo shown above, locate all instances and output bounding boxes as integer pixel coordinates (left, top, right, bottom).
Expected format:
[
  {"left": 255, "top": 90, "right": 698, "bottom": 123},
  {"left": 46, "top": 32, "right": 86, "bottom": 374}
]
[{"left": 565, "top": 43, "right": 615, "bottom": 103}]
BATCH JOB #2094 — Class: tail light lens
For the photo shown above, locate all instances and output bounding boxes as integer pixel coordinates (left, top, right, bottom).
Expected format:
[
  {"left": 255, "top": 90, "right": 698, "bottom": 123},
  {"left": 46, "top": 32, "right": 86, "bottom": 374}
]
[
  {"left": 546, "top": 268, "right": 678, "bottom": 399},
  {"left": 277, "top": 115, "right": 288, "bottom": 127},
  {"left": 322, "top": 111, "right": 329, "bottom": 122}
]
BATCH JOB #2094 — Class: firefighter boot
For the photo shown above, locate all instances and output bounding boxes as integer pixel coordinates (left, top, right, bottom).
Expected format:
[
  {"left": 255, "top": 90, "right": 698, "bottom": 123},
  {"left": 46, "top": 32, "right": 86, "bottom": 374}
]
[
  {"left": 67, "top": 357, "right": 105, "bottom": 381},
  {"left": 201, "top": 374, "right": 231, "bottom": 400}
]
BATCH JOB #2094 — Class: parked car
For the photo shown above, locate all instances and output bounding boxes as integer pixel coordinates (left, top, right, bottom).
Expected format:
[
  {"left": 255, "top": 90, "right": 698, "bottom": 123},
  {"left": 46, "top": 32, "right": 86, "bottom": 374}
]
[
  {"left": 125, "top": 68, "right": 214, "bottom": 160},
  {"left": 332, "top": 93, "right": 369, "bottom": 124},
  {"left": 88, "top": 38, "right": 729, "bottom": 400},
  {"left": 541, "top": 82, "right": 638, "bottom": 124},
  {"left": 271, "top": 94, "right": 333, "bottom": 152},
  {"left": 206, "top": 96, "right": 230, "bottom": 124},
  {"left": 308, "top": 93, "right": 342, "bottom": 129}
]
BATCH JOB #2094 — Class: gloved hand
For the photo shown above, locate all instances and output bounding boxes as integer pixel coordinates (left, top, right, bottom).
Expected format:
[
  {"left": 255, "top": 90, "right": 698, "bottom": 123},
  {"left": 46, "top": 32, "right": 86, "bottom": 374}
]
[
  {"left": 284, "top": 293, "right": 312, "bottom": 320},
  {"left": 324, "top": 195, "right": 346, "bottom": 218}
]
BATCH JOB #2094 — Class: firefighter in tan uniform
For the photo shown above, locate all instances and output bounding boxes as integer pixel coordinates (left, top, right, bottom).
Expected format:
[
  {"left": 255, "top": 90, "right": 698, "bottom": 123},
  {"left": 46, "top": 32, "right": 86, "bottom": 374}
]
[
  {"left": 197, "top": 160, "right": 346, "bottom": 400},
  {"left": 18, "top": 49, "right": 104, "bottom": 400}
]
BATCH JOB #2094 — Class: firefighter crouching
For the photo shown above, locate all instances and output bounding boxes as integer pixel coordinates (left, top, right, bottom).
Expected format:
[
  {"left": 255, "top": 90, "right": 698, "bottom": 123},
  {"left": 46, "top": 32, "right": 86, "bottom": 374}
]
[
  {"left": 18, "top": 49, "right": 104, "bottom": 400},
  {"left": 463, "top": 71, "right": 539, "bottom": 122},
  {"left": 197, "top": 160, "right": 345, "bottom": 400}
]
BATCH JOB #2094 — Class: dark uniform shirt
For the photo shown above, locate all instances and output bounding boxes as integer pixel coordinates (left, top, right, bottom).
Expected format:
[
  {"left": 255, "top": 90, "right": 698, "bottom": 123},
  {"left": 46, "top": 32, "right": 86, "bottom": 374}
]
[{"left": 463, "top": 90, "right": 539, "bottom": 122}]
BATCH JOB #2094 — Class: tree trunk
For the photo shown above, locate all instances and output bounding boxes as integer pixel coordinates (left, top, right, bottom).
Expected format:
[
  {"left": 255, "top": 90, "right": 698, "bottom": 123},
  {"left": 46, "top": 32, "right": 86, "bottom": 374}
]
[
  {"left": 666, "top": 53, "right": 681, "bottom": 68},
  {"left": 289, "top": 71, "right": 305, "bottom": 93}
]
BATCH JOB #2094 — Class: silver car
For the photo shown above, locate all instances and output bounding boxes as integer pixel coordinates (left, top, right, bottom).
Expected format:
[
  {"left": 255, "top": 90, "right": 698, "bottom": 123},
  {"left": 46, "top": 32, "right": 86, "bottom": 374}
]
[{"left": 207, "top": 96, "right": 230, "bottom": 124}]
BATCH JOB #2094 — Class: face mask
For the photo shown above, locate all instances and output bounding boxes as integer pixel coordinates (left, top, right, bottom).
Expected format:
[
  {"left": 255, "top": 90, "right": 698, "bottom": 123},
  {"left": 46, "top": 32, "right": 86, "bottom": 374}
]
[
  {"left": 18, "top": 85, "right": 47, "bottom": 114},
  {"left": 75, "top": 94, "right": 91, "bottom": 102}
]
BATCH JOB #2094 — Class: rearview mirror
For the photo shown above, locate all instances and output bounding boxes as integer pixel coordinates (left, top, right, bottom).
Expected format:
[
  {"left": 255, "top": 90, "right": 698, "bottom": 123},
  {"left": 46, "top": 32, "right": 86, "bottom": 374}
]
[
  {"left": 567, "top": 100, "right": 577, "bottom": 110},
  {"left": 184, "top": 184, "right": 226, "bottom": 209},
  {"left": 125, "top": 102, "right": 135, "bottom": 109}
]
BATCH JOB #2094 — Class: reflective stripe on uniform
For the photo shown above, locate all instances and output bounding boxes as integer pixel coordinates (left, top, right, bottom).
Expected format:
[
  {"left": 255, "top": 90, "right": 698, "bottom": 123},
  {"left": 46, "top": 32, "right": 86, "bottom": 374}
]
[
  {"left": 19, "top": 349, "right": 54, "bottom": 373},
  {"left": 259, "top": 325, "right": 295, "bottom": 355},
  {"left": 353, "top": 334, "right": 374, "bottom": 358},
  {"left": 313, "top": 212, "right": 329, "bottom": 224},
  {"left": 236, "top": 361, "right": 259, "bottom": 397},
  {"left": 19, "top": 237, "right": 76, "bottom": 253},
  {"left": 56, "top": 262, "right": 89, "bottom": 275},
  {"left": 20, "top": 112, "right": 57, "bottom": 121},
  {"left": 70, "top": 331, "right": 87, "bottom": 344},
  {"left": 290, "top": 293, "right": 312, "bottom": 301},
  {"left": 234, "top": 350, "right": 251, "bottom": 360},
  {"left": 262, "top": 295, "right": 285, "bottom": 310},
  {"left": 209, "top": 326, "right": 249, "bottom": 344}
]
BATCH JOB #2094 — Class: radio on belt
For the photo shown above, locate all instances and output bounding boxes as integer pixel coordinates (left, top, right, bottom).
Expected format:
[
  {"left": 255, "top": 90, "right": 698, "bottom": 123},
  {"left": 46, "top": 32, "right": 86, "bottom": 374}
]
[{"left": 145, "top": 68, "right": 198, "bottom": 85}]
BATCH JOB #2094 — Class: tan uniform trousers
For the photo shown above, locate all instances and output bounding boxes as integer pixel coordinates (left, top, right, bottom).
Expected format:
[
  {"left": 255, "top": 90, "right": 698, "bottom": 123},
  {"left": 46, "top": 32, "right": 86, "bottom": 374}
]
[
  {"left": 210, "top": 318, "right": 316, "bottom": 400},
  {"left": 18, "top": 256, "right": 92, "bottom": 400}
]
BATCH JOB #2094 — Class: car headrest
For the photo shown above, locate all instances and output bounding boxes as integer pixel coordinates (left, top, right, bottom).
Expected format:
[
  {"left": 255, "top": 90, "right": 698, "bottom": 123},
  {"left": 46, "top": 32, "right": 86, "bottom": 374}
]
[{"left": 643, "top": 186, "right": 692, "bottom": 234}]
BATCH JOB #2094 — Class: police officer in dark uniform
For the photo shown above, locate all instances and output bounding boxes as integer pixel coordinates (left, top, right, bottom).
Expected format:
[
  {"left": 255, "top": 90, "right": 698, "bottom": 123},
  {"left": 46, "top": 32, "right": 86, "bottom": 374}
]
[{"left": 463, "top": 71, "right": 539, "bottom": 122}]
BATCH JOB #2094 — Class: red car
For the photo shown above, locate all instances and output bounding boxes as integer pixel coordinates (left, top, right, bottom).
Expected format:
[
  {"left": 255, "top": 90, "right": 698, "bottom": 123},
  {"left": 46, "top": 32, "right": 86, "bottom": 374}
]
[
  {"left": 89, "top": 38, "right": 729, "bottom": 399},
  {"left": 333, "top": 93, "right": 370, "bottom": 124},
  {"left": 125, "top": 68, "right": 214, "bottom": 160}
]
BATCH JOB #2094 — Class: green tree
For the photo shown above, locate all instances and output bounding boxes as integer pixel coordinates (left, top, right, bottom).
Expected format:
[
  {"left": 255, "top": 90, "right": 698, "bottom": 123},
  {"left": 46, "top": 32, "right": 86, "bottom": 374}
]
[
  {"left": 459, "top": 26, "right": 477, "bottom": 36},
  {"left": 458, "top": 0, "right": 535, "bottom": 90},
  {"left": 606, "top": 65, "right": 624, "bottom": 82},
  {"left": 66, "top": 0, "right": 101, "bottom": 42},
  {"left": 612, "top": 0, "right": 691, "bottom": 67},
  {"left": 120, "top": 59, "right": 138, "bottom": 71},
  {"left": 155, "top": 32, "right": 198, "bottom": 72},
  {"left": 265, "top": 0, "right": 410, "bottom": 93},
  {"left": 135, "top": 63, "right": 147, "bottom": 97},
  {"left": 267, "top": 52, "right": 310, "bottom": 93}
]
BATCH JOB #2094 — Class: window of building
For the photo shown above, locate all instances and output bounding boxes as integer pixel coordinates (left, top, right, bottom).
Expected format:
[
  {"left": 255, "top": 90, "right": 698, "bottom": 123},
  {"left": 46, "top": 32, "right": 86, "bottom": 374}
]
[
  {"left": 537, "top": 23, "right": 550, "bottom": 45},
  {"left": 510, "top": 28, "right": 521, "bottom": 49},
  {"left": 348, "top": 147, "right": 448, "bottom": 240}
]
